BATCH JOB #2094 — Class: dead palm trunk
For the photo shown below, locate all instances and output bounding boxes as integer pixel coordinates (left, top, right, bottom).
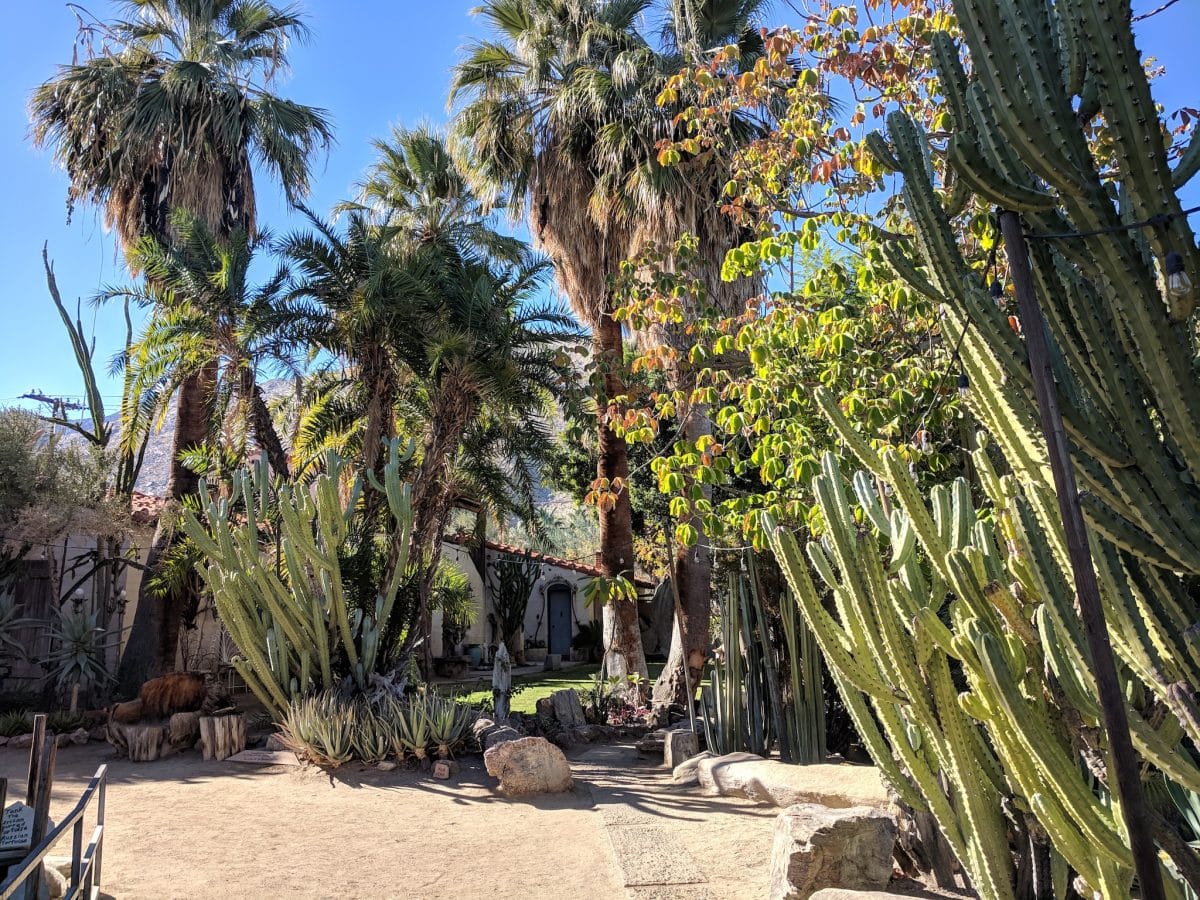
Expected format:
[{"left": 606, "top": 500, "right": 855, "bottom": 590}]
[
  {"left": 116, "top": 360, "right": 213, "bottom": 693},
  {"left": 595, "top": 312, "right": 648, "bottom": 682}
]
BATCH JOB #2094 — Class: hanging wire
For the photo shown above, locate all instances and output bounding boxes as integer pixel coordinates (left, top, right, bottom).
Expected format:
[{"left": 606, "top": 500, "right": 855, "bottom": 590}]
[{"left": 1023, "top": 204, "right": 1200, "bottom": 240}]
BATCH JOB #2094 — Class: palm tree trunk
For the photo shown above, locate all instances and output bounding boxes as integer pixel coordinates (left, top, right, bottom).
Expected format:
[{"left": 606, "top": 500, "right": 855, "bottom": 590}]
[
  {"left": 595, "top": 312, "right": 648, "bottom": 682},
  {"left": 406, "top": 395, "right": 474, "bottom": 677},
  {"left": 247, "top": 378, "right": 289, "bottom": 477},
  {"left": 116, "top": 362, "right": 214, "bottom": 694},
  {"left": 652, "top": 405, "right": 713, "bottom": 709}
]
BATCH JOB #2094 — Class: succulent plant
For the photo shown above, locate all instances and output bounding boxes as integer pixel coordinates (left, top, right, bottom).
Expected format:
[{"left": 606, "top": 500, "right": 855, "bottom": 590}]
[{"left": 182, "top": 437, "right": 415, "bottom": 719}]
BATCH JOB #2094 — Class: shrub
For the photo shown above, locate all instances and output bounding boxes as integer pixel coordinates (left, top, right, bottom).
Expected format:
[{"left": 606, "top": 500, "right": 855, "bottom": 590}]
[
  {"left": 280, "top": 687, "right": 477, "bottom": 768},
  {"left": 46, "top": 709, "right": 87, "bottom": 734},
  {"left": 0, "top": 709, "right": 32, "bottom": 737}
]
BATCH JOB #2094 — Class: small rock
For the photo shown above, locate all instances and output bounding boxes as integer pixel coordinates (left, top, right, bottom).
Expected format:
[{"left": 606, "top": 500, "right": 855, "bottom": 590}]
[
  {"left": 43, "top": 856, "right": 73, "bottom": 880},
  {"left": 54, "top": 733, "right": 72, "bottom": 748},
  {"left": 87, "top": 726, "right": 106, "bottom": 742},
  {"left": 672, "top": 751, "right": 714, "bottom": 787},
  {"left": 265, "top": 733, "right": 287, "bottom": 752},
  {"left": 484, "top": 725, "right": 522, "bottom": 750},
  {"left": 70, "top": 727, "right": 90, "bottom": 745},
  {"left": 40, "top": 863, "right": 68, "bottom": 900},
  {"left": 472, "top": 718, "right": 496, "bottom": 742},
  {"left": 193, "top": 738, "right": 204, "bottom": 752},
  {"left": 809, "top": 891, "right": 911, "bottom": 899},
  {"left": 375, "top": 760, "right": 398, "bottom": 772},
  {"left": 770, "top": 804, "right": 897, "bottom": 899},
  {"left": 0, "top": 735, "right": 7, "bottom": 747},
  {"left": 664, "top": 729, "right": 699, "bottom": 768},
  {"left": 10, "top": 733, "right": 34, "bottom": 749},
  {"left": 484, "top": 736, "right": 573, "bottom": 796}
]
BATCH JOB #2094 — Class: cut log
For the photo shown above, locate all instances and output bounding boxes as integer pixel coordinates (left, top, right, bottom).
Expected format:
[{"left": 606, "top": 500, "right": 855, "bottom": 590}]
[
  {"left": 108, "top": 721, "right": 169, "bottom": 762},
  {"left": 199, "top": 714, "right": 246, "bottom": 761}
]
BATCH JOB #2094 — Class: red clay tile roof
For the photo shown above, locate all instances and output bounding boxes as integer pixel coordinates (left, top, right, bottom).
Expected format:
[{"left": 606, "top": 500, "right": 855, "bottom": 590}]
[
  {"left": 130, "top": 492, "right": 167, "bottom": 526},
  {"left": 444, "top": 534, "right": 654, "bottom": 588}
]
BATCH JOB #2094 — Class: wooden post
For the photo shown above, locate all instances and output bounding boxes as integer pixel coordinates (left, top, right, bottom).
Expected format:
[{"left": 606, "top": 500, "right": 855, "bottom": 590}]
[
  {"left": 23, "top": 716, "right": 56, "bottom": 900},
  {"left": 199, "top": 713, "right": 246, "bottom": 761},
  {"left": 999, "top": 210, "right": 1165, "bottom": 900}
]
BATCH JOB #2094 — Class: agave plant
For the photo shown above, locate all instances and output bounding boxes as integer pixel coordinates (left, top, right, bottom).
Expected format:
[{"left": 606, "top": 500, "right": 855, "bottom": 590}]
[
  {"left": 0, "top": 709, "right": 32, "bottom": 738},
  {"left": 350, "top": 700, "right": 392, "bottom": 765},
  {"left": 41, "top": 603, "right": 116, "bottom": 710},
  {"left": 280, "top": 692, "right": 356, "bottom": 767},
  {"left": 424, "top": 692, "right": 474, "bottom": 759},
  {"left": 386, "top": 695, "right": 433, "bottom": 761}
]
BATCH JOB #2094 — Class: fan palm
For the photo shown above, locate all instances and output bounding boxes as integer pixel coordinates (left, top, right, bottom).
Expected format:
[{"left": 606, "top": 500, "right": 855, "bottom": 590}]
[
  {"left": 451, "top": 0, "right": 660, "bottom": 680},
  {"left": 31, "top": 0, "right": 332, "bottom": 689},
  {"left": 451, "top": 0, "right": 767, "bottom": 685}
]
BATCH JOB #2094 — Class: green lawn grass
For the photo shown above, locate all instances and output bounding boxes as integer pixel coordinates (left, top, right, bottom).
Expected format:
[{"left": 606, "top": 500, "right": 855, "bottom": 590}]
[{"left": 446, "top": 661, "right": 666, "bottom": 714}]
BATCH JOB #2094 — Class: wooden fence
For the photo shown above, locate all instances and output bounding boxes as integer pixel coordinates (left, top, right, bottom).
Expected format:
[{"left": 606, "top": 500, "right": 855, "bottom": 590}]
[{"left": 0, "top": 716, "right": 107, "bottom": 900}]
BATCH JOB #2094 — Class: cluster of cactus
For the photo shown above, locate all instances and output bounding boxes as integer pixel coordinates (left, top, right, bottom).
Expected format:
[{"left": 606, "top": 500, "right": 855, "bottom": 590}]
[
  {"left": 866, "top": 0, "right": 1200, "bottom": 736},
  {"left": 701, "top": 556, "right": 825, "bottom": 763},
  {"left": 279, "top": 688, "right": 475, "bottom": 768},
  {"left": 182, "top": 438, "right": 414, "bottom": 720},
  {"left": 768, "top": 390, "right": 1200, "bottom": 898}
]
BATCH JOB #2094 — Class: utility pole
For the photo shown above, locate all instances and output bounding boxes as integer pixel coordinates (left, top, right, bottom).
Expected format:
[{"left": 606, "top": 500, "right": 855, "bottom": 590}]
[{"left": 998, "top": 210, "right": 1165, "bottom": 900}]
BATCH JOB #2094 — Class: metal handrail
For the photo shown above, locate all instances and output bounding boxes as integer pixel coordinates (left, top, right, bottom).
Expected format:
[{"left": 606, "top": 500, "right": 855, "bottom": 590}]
[{"left": 0, "top": 765, "right": 107, "bottom": 900}]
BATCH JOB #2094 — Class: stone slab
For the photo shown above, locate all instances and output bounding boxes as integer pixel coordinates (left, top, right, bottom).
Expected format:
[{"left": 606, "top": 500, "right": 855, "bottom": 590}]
[
  {"left": 226, "top": 749, "right": 300, "bottom": 766},
  {"left": 697, "top": 752, "right": 889, "bottom": 809},
  {"left": 605, "top": 824, "right": 706, "bottom": 886}
]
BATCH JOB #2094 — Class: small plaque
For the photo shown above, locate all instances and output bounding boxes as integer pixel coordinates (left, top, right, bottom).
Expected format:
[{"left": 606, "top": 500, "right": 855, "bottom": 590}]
[
  {"left": 226, "top": 749, "right": 300, "bottom": 766},
  {"left": 432, "top": 761, "right": 452, "bottom": 780},
  {"left": 1, "top": 803, "right": 34, "bottom": 852}
]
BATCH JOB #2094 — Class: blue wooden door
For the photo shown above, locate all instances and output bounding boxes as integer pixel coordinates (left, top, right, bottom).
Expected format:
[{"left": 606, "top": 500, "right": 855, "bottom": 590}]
[{"left": 547, "top": 585, "right": 572, "bottom": 656}]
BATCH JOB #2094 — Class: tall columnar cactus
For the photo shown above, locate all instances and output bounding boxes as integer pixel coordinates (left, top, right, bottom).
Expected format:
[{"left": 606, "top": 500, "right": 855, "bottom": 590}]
[
  {"left": 853, "top": 5, "right": 1200, "bottom": 890},
  {"left": 767, "top": 391, "right": 1200, "bottom": 898},
  {"left": 865, "top": 1, "right": 1200, "bottom": 737},
  {"left": 181, "top": 439, "right": 414, "bottom": 719}
]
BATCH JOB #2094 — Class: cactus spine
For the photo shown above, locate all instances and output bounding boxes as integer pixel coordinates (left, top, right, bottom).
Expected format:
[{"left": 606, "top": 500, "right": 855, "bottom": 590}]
[{"left": 182, "top": 438, "right": 414, "bottom": 719}]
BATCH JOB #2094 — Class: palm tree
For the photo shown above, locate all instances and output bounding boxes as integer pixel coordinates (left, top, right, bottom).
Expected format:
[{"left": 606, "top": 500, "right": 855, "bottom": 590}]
[
  {"left": 285, "top": 131, "right": 579, "bottom": 671},
  {"left": 31, "top": 0, "right": 332, "bottom": 690},
  {"left": 450, "top": 0, "right": 660, "bottom": 681},
  {"left": 113, "top": 213, "right": 302, "bottom": 479}
]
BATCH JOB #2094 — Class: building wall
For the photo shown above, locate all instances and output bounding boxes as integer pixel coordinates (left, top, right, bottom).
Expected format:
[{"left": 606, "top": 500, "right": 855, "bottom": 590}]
[{"left": 432, "top": 543, "right": 599, "bottom": 659}]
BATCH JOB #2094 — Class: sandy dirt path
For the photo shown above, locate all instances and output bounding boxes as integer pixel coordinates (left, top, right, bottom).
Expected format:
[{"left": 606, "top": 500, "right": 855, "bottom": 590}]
[{"left": 0, "top": 741, "right": 776, "bottom": 899}]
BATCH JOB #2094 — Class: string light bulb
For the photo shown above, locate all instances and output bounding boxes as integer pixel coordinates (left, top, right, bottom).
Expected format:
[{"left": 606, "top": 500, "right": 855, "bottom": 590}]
[
  {"left": 958, "top": 372, "right": 970, "bottom": 399},
  {"left": 1165, "top": 251, "right": 1192, "bottom": 298},
  {"left": 990, "top": 279, "right": 1003, "bottom": 304}
]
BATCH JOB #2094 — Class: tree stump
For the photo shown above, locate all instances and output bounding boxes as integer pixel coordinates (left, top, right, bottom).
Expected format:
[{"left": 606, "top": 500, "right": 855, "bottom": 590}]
[
  {"left": 199, "top": 713, "right": 246, "bottom": 761},
  {"left": 108, "top": 721, "right": 169, "bottom": 762}
]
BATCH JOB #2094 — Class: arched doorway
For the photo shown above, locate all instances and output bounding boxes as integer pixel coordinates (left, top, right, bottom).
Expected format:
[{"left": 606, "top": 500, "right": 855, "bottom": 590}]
[{"left": 546, "top": 583, "right": 573, "bottom": 656}]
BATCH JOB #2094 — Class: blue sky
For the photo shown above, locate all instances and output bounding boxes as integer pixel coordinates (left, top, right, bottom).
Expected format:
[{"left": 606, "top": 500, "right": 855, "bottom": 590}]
[{"left": 0, "top": 1, "right": 1196, "bottom": 410}]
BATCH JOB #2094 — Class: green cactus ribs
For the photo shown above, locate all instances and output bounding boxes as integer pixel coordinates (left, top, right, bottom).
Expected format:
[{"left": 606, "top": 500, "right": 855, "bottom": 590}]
[{"left": 182, "top": 438, "right": 416, "bottom": 720}]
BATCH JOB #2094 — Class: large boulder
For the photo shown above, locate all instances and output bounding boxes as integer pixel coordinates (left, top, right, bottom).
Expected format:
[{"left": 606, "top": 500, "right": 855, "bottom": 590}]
[
  {"left": 550, "top": 689, "right": 586, "bottom": 728},
  {"left": 484, "top": 736, "right": 573, "bottom": 796},
  {"left": 697, "top": 753, "right": 888, "bottom": 809},
  {"left": 770, "top": 804, "right": 897, "bottom": 899}
]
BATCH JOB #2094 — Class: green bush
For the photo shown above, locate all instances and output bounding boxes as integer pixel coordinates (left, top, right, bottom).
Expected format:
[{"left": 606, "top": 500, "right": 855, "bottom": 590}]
[
  {"left": 46, "top": 709, "right": 87, "bottom": 734},
  {"left": 0, "top": 709, "right": 32, "bottom": 737}
]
